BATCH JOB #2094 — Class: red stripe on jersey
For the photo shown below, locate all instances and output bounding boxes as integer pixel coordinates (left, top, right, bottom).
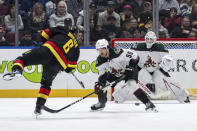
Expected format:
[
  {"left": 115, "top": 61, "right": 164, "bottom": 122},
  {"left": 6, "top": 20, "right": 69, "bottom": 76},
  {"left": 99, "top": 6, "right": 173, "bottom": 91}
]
[
  {"left": 44, "top": 28, "right": 52, "bottom": 37},
  {"left": 68, "top": 61, "right": 77, "bottom": 65},
  {"left": 46, "top": 41, "right": 68, "bottom": 65},
  {"left": 14, "top": 60, "right": 24, "bottom": 67},
  {"left": 39, "top": 88, "right": 51, "bottom": 96}
]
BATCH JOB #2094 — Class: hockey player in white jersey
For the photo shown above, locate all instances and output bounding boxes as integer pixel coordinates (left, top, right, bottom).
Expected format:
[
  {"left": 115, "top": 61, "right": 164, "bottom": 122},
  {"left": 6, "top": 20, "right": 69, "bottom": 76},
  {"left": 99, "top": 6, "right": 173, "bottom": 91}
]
[
  {"left": 133, "top": 31, "right": 190, "bottom": 103},
  {"left": 91, "top": 39, "right": 158, "bottom": 112}
]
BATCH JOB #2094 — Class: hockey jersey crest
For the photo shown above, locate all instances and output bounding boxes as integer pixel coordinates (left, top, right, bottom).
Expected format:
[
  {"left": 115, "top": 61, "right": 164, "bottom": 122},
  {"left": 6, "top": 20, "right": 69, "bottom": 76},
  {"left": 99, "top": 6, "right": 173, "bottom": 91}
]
[{"left": 133, "top": 42, "right": 168, "bottom": 72}]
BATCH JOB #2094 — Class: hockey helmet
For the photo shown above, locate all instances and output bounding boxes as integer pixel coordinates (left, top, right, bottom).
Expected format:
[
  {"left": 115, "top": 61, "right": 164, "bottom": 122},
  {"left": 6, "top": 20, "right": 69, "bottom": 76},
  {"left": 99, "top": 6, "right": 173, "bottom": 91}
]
[
  {"left": 96, "top": 39, "right": 109, "bottom": 50},
  {"left": 145, "top": 31, "right": 157, "bottom": 49}
]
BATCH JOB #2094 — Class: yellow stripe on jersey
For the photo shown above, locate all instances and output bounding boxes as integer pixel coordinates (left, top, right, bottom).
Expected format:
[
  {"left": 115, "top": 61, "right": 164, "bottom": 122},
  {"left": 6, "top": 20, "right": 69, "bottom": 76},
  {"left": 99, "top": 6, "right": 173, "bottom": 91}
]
[
  {"left": 43, "top": 43, "right": 68, "bottom": 69},
  {"left": 41, "top": 31, "right": 50, "bottom": 40},
  {"left": 68, "top": 64, "right": 77, "bottom": 68}
]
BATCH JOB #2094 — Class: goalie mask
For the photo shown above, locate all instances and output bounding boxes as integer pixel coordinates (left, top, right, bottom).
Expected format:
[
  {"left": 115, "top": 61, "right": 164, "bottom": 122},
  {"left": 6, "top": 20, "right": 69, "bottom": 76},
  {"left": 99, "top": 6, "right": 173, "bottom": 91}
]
[
  {"left": 96, "top": 39, "right": 109, "bottom": 50},
  {"left": 145, "top": 31, "right": 157, "bottom": 49}
]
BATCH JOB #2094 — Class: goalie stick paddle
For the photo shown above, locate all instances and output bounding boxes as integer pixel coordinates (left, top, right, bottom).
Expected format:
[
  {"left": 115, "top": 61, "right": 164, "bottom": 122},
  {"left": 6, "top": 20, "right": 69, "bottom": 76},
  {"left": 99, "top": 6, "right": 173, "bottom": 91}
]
[{"left": 43, "top": 75, "right": 125, "bottom": 113}]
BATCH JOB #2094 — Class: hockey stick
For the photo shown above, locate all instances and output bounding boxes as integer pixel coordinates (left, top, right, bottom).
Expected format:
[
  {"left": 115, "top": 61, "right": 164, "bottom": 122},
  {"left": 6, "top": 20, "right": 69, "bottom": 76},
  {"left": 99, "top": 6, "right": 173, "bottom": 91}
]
[
  {"left": 43, "top": 75, "right": 125, "bottom": 113},
  {"left": 71, "top": 72, "right": 85, "bottom": 89}
]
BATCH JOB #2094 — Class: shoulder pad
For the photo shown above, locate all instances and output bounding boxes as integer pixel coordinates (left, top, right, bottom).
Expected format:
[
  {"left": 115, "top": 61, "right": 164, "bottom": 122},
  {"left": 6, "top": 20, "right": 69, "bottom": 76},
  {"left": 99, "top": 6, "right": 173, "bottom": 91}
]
[
  {"left": 153, "top": 43, "right": 168, "bottom": 52},
  {"left": 134, "top": 43, "right": 147, "bottom": 50},
  {"left": 96, "top": 56, "right": 107, "bottom": 67}
]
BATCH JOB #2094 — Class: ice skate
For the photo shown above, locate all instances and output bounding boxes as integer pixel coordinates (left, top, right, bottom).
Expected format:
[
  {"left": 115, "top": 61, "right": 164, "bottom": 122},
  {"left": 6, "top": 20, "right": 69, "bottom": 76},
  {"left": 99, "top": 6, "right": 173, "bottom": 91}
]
[
  {"left": 145, "top": 102, "right": 158, "bottom": 113},
  {"left": 91, "top": 102, "right": 105, "bottom": 111},
  {"left": 34, "top": 107, "right": 42, "bottom": 118},
  {"left": 3, "top": 70, "right": 22, "bottom": 81},
  {"left": 184, "top": 96, "right": 190, "bottom": 103}
]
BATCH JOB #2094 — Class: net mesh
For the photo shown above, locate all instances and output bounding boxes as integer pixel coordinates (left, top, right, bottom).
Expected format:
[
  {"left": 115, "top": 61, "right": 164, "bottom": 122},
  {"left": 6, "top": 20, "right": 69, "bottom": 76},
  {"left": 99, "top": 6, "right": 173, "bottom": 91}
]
[{"left": 112, "top": 38, "right": 197, "bottom": 49}]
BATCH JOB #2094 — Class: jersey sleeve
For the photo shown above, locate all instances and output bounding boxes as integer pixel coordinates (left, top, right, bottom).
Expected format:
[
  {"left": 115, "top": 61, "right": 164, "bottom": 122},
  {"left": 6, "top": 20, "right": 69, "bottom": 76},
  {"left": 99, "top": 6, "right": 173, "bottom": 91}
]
[
  {"left": 123, "top": 49, "right": 139, "bottom": 69},
  {"left": 155, "top": 43, "right": 169, "bottom": 52},
  {"left": 95, "top": 56, "right": 108, "bottom": 85},
  {"left": 134, "top": 43, "right": 147, "bottom": 51},
  {"left": 40, "top": 28, "right": 53, "bottom": 43}
]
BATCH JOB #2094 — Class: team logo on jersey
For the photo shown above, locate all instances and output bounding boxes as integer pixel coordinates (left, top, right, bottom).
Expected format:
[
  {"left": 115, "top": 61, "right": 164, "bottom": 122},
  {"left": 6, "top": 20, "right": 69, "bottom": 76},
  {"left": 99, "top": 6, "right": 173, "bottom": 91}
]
[
  {"left": 114, "top": 48, "right": 121, "bottom": 54},
  {"left": 144, "top": 55, "right": 156, "bottom": 68},
  {"left": 110, "top": 67, "right": 123, "bottom": 77}
]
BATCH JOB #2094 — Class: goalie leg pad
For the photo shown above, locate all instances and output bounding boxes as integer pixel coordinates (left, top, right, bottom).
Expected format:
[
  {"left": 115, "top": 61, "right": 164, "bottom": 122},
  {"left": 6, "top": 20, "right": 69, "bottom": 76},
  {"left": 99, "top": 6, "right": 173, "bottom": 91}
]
[
  {"left": 153, "top": 70, "right": 189, "bottom": 103},
  {"left": 112, "top": 80, "right": 138, "bottom": 103},
  {"left": 138, "top": 68, "right": 152, "bottom": 84}
]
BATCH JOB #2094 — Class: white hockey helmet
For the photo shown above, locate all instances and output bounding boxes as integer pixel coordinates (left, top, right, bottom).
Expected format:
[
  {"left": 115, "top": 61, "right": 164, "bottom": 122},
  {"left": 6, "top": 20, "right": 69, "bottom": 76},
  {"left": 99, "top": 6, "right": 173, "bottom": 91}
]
[
  {"left": 95, "top": 39, "right": 109, "bottom": 50},
  {"left": 145, "top": 31, "right": 157, "bottom": 49}
]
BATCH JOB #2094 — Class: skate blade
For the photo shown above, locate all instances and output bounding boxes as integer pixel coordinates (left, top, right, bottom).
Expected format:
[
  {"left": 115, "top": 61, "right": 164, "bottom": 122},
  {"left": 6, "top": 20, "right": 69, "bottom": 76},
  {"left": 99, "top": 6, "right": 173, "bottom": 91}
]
[
  {"left": 146, "top": 108, "right": 159, "bottom": 113},
  {"left": 3, "top": 73, "right": 22, "bottom": 81},
  {"left": 35, "top": 112, "right": 41, "bottom": 119},
  {"left": 90, "top": 108, "right": 104, "bottom": 112},
  {"left": 3, "top": 73, "right": 14, "bottom": 81}
]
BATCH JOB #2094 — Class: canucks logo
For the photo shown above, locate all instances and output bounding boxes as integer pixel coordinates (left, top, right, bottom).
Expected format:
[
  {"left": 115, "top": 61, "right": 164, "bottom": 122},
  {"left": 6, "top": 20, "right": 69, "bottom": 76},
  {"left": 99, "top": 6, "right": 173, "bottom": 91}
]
[{"left": 144, "top": 55, "right": 156, "bottom": 68}]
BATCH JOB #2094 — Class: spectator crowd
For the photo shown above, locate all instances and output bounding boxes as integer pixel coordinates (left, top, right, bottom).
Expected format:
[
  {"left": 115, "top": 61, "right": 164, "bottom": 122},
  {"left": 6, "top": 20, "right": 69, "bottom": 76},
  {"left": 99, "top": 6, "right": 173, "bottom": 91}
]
[{"left": 0, "top": 0, "right": 197, "bottom": 46}]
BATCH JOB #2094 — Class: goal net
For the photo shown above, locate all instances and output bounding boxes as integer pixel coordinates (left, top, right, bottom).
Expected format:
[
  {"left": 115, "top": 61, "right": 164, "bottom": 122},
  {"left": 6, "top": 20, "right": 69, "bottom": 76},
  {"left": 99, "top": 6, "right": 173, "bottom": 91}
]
[{"left": 107, "top": 38, "right": 197, "bottom": 100}]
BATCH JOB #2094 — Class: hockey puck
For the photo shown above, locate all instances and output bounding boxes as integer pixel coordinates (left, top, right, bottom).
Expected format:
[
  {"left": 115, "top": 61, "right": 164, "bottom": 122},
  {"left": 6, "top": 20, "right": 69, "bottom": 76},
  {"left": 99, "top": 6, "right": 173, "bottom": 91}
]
[{"left": 135, "top": 103, "right": 140, "bottom": 106}]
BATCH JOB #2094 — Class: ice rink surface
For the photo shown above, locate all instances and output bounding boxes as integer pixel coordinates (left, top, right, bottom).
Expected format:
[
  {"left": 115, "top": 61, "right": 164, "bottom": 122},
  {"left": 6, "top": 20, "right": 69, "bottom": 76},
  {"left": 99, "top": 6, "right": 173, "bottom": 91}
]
[{"left": 0, "top": 98, "right": 196, "bottom": 131}]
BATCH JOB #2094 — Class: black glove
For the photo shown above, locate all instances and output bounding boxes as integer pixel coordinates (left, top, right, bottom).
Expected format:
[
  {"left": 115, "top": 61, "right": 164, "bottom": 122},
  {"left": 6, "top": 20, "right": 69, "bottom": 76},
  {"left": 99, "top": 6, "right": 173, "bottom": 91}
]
[
  {"left": 65, "top": 67, "right": 73, "bottom": 73},
  {"left": 94, "top": 82, "right": 106, "bottom": 93}
]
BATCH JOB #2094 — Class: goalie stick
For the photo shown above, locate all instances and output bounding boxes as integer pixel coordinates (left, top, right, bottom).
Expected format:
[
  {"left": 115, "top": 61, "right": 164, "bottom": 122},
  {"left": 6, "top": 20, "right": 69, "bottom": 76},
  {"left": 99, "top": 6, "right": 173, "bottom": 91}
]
[{"left": 43, "top": 75, "right": 125, "bottom": 113}]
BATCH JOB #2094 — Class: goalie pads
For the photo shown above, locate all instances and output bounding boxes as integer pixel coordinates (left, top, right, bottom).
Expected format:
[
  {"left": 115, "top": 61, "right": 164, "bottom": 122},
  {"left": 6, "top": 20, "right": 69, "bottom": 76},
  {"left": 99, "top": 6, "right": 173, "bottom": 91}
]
[
  {"left": 159, "top": 55, "right": 175, "bottom": 72},
  {"left": 153, "top": 70, "right": 189, "bottom": 103},
  {"left": 112, "top": 80, "right": 139, "bottom": 103}
]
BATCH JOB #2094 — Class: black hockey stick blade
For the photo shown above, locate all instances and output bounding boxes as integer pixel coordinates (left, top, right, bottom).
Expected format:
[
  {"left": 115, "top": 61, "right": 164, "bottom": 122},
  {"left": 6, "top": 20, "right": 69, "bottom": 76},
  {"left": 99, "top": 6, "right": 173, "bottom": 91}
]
[{"left": 43, "top": 75, "right": 125, "bottom": 113}]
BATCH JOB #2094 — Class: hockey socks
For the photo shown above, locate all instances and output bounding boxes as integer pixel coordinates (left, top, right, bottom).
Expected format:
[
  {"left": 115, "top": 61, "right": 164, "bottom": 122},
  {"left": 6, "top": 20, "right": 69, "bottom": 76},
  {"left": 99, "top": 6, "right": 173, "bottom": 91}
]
[
  {"left": 134, "top": 88, "right": 158, "bottom": 112},
  {"left": 134, "top": 88, "right": 150, "bottom": 104},
  {"left": 34, "top": 87, "right": 51, "bottom": 115}
]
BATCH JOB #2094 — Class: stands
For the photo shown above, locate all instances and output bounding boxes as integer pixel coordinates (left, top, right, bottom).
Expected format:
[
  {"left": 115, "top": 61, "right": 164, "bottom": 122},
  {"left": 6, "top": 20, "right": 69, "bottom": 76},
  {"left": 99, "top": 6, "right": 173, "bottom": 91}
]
[{"left": 0, "top": 0, "right": 197, "bottom": 46}]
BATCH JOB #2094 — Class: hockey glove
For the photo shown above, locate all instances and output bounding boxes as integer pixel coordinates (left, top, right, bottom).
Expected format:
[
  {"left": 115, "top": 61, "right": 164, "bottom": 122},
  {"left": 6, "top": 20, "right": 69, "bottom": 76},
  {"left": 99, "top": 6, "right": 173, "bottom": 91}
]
[
  {"left": 124, "top": 67, "right": 133, "bottom": 82},
  {"left": 94, "top": 82, "right": 107, "bottom": 93},
  {"left": 94, "top": 82, "right": 102, "bottom": 92}
]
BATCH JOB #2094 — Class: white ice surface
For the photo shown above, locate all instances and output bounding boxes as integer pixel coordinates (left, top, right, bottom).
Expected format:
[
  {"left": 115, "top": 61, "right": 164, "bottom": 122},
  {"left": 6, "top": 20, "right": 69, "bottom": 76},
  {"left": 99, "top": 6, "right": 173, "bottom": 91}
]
[{"left": 0, "top": 98, "right": 196, "bottom": 131}]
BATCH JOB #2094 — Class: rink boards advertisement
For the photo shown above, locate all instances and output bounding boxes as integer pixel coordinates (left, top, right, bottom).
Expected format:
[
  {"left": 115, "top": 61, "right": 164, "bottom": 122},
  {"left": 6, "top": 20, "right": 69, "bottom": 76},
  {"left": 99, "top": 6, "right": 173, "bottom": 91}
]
[{"left": 0, "top": 47, "right": 197, "bottom": 97}]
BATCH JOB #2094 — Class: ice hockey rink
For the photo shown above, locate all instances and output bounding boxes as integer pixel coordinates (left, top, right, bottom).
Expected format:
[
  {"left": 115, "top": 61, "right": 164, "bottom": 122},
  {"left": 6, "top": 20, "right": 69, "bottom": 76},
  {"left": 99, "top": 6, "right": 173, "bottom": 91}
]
[{"left": 0, "top": 98, "right": 196, "bottom": 131}]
